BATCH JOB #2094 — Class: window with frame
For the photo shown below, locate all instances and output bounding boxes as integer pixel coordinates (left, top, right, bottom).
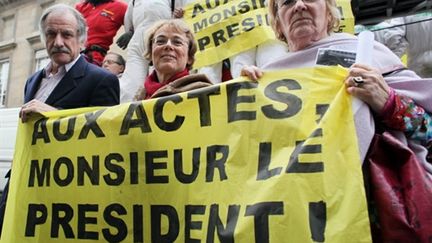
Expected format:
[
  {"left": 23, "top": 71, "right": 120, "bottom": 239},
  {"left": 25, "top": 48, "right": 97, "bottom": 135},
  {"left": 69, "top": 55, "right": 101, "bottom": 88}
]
[
  {"left": 34, "top": 49, "right": 50, "bottom": 72},
  {"left": 0, "top": 59, "right": 10, "bottom": 107},
  {"left": 1, "top": 15, "right": 15, "bottom": 41}
]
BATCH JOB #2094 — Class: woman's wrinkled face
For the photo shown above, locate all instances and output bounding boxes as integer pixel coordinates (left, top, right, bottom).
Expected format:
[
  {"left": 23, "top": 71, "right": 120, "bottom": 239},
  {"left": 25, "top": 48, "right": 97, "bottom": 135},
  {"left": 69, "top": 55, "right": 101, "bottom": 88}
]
[
  {"left": 151, "top": 25, "right": 191, "bottom": 79},
  {"left": 276, "top": 0, "right": 329, "bottom": 49}
]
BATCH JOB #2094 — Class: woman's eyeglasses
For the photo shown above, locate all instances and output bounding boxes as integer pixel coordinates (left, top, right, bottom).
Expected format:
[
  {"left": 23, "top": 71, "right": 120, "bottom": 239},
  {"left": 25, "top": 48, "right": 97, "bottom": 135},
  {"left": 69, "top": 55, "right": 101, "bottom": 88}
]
[
  {"left": 102, "top": 59, "right": 121, "bottom": 65},
  {"left": 279, "top": 0, "right": 318, "bottom": 8},
  {"left": 153, "top": 36, "right": 188, "bottom": 47}
]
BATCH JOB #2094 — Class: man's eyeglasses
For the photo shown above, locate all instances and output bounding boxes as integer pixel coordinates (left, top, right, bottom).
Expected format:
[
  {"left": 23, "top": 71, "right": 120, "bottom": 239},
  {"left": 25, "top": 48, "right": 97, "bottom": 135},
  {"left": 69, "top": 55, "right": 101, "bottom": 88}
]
[
  {"left": 279, "top": 0, "right": 318, "bottom": 8},
  {"left": 153, "top": 36, "right": 188, "bottom": 47},
  {"left": 102, "top": 59, "right": 121, "bottom": 65}
]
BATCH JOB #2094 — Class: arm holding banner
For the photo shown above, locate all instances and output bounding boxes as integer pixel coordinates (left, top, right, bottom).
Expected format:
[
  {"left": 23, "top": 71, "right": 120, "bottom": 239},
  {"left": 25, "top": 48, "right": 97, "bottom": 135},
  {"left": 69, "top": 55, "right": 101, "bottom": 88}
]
[
  {"left": 241, "top": 60, "right": 432, "bottom": 149},
  {"left": 344, "top": 63, "right": 391, "bottom": 114},
  {"left": 231, "top": 48, "right": 258, "bottom": 78},
  {"left": 230, "top": 39, "right": 287, "bottom": 79},
  {"left": 240, "top": 64, "right": 263, "bottom": 81},
  {"left": 256, "top": 0, "right": 432, "bottom": 167},
  {"left": 344, "top": 63, "right": 432, "bottom": 146},
  {"left": 19, "top": 100, "right": 57, "bottom": 123}
]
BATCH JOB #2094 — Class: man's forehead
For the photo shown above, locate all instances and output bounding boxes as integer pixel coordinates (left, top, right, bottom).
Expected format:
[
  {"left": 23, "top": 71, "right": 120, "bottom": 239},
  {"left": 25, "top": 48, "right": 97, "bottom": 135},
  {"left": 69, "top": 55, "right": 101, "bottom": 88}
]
[
  {"left": 45, "top": 26, "right": 76, "bottom": 33},
  {"left": 104, "top": 55, "right": 117, "bottom": 61},
  {"left": 45, "top": 11, "right": 78, "bottom": 29}
]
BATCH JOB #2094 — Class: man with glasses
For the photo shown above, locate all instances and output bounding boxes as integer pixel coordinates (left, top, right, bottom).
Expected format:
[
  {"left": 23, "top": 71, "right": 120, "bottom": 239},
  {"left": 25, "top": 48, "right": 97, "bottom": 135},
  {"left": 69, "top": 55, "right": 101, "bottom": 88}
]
[{"left": 102, "top": 52, "right": 126, "bottom": 77}]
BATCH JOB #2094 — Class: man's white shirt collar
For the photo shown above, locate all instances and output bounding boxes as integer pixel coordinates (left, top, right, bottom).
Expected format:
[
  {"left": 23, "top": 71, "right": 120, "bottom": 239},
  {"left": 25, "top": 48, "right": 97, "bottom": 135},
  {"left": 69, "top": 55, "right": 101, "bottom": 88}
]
[{"left": 44, "top": 54, "right": 82, "bottom": 76}]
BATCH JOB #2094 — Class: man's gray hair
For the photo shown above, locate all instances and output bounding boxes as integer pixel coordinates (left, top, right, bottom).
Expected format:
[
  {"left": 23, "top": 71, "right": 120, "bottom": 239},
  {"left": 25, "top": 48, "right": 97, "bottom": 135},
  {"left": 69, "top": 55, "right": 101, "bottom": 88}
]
[{"left": 39, "top": 3, "right": 87, "bottom": 44}]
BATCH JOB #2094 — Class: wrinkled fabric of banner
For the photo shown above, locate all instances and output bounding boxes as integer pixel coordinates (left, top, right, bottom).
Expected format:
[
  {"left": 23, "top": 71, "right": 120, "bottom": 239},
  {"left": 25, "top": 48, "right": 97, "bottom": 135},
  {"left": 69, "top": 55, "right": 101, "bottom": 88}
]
[{"left": 1, "top": 66, "right": 371, "bottom": 243}]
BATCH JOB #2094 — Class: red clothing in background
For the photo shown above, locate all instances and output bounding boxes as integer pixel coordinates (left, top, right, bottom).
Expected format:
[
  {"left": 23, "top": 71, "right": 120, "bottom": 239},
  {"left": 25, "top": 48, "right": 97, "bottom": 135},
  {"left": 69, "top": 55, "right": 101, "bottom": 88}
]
[{"left": 76, "top": 0, "right": 127, "bottom": 65}]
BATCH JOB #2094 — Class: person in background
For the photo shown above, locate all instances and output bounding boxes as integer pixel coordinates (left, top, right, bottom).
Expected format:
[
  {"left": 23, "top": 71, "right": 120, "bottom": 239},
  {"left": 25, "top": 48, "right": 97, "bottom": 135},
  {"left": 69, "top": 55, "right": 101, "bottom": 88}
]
[
  {"left": 135, "top": 19, "right": 212, "bottom": 100},
  {"left": 102, "top": 52, "right": 126, "bottom": 77},
  {"left": 76, "top": 0, "right": 127, "bottom": 66},
  {"left": 374, "top": 13, "right": 432, "bottom": 78},
  {"left": 117, "top": 0, "right": 175, "bottom": 102},
  {"left": 241, "top": 0, "right": 431, "bottom": 171},
  {"left": 0, "top": 3, "right": 120, "bottom": 235}
]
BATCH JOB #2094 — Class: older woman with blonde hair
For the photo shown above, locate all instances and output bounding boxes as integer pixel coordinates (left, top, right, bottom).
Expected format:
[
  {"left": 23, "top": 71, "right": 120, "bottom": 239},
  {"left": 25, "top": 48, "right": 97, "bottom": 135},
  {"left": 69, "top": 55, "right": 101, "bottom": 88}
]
[
  {"left": 268, "top": 0, "right": 340, "bottom": 48},
  {"left": 242, "top": 0, "right": 431, "bottom": 166},
  {"left": 135, "top": 19, "right": 212, "bottom": 99},
  {"left": 242, "top": 1, "right": 432, "bottom": 239}
]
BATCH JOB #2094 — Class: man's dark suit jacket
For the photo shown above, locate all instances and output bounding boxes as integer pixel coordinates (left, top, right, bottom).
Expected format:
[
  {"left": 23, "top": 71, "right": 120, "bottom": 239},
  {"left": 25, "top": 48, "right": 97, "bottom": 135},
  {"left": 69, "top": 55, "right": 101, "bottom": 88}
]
[
  {"left": 0, "top": 55, "right": 120, "bottom": 235},
  {"left": 24, "top": 55, "right": 120, "bottom": 107}
]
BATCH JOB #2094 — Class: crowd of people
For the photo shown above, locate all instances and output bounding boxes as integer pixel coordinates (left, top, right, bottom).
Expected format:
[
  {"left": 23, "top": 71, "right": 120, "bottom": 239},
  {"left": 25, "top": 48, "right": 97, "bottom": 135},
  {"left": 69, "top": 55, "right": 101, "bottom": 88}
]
[{"left": 0, "top": 0, "right": 431, "bottom": 240}]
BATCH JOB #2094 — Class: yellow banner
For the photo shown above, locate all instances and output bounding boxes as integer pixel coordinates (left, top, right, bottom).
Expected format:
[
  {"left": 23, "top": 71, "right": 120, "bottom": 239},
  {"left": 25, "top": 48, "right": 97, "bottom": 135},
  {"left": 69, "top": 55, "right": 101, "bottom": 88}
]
[
  {"left": 1, "top": 66, "right": 371, "bottom": 243},
  {"left": 184, "top": 0, "right": 275, "bottom": 68},
  {"left": 183, "top": 0, "right": 355, "bottom": 68},
  {"left": 336, "top": 0, "right": 355, "bottom": 34}
]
